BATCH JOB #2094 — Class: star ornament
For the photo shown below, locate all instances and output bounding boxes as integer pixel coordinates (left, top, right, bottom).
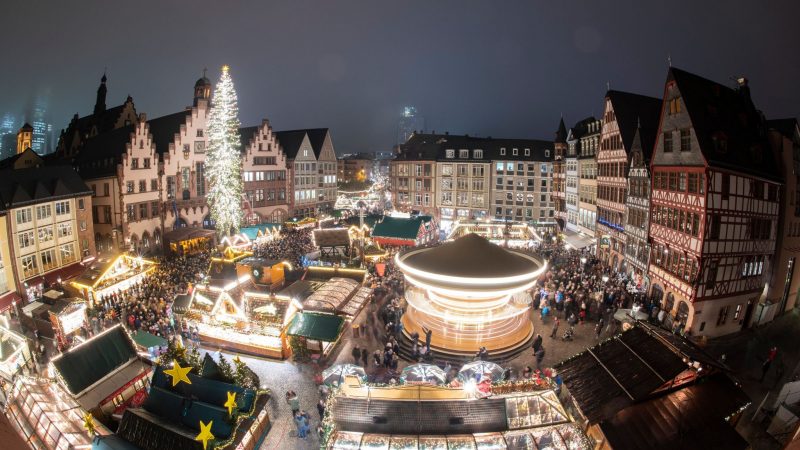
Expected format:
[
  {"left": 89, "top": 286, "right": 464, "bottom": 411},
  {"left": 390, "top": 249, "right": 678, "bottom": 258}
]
[
  {"left": 224, "top": 391, "right": 237, "bottom": 415},
  {"left": 83, "top": 412, "right": 96, "bottom": 435},
  {"left": 164, "top": 359, "right": 193, "bottom": 386},
  {"left": 195, "top": 420, "right": 215, "bottom": 450}
]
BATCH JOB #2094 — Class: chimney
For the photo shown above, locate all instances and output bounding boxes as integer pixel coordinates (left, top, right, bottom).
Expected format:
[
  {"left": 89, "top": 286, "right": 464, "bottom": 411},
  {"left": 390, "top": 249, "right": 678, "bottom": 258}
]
[{"left": 737, "top": 77, "right": 753, "bottom": 106}]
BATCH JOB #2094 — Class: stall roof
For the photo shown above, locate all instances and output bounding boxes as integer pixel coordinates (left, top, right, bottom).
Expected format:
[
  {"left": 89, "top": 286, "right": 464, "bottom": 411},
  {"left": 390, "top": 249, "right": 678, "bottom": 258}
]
[
  {"left": 240, "top": 223, "right": 281, "bottom": 241},
  {"left": 132, "top": 331, "right": 167, "bottom": 349},
  {"left": 372, "top": 216, "right": 426, "bottom": 241},
  {"left": 277, "top": 280, "right": 317, "bottom": 302},
  {"left": 286, "top": 312, "right": 344, "bottom": 342},
  {"left": 52, "top": 325, "right": 138, "bottom": 396},
  {"left": 313, "top": 228, "right": 351, "bottom": 247},
  {"left": 172, "top": 294, "right": 192, "bottom": 315},
  {"left": 554, "top": 322, "right": 721, "bottom": 423},
  {"left": 162, "top": 227, "right": 216, "bottom": 244},
  {"left": 599, "top": 373, "right": 749, "bottom": 450}
]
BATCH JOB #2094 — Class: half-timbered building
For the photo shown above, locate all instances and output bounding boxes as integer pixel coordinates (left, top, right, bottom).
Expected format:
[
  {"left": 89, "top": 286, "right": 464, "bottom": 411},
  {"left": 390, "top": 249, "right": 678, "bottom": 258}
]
[
  {"left": 648, "top": 68, "right": 781, "bottom": 337},
  {"left": 596, "top": 91, "right": 662, "bottom": 271}
]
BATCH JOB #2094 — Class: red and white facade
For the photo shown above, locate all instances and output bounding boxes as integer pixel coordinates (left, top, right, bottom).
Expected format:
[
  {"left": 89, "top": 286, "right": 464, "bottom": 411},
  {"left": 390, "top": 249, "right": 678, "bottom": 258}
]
[
  {"left": 648, "top": 69, "right": 780, "bottom": 337},
  {"left": 596, "top": 96, "right": 628, "bottom": 271}
]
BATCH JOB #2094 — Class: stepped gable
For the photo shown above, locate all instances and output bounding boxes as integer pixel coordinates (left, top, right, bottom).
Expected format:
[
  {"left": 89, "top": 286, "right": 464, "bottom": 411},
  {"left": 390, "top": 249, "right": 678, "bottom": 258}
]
[{"left": 402, "top": 233, "right": 539, "bottom": 279}]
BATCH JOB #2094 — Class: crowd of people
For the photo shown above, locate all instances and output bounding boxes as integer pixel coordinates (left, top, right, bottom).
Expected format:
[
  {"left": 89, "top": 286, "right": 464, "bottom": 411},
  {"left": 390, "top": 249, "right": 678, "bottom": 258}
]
[
  {"left": 87, "top": 253, "right": 210, "bottom": 344},
  {"left": 253, "top": 227, "right": 315, "bottom": 269}
]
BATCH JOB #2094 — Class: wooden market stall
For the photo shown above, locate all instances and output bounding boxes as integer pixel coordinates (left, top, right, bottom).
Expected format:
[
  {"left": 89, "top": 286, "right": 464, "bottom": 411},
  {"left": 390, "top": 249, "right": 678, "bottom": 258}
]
[
  {"left": 70, "top": 254, "right": 157, "bottom": 303},
  {"left": 163, "top": 227, "right": 216, "bottom": 255}
]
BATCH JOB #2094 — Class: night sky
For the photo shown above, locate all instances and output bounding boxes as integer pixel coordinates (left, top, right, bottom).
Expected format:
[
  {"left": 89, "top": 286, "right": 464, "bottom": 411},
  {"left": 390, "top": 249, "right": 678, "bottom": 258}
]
[{"left": 1, "top": 0, "right": 798, "bottom": 153}]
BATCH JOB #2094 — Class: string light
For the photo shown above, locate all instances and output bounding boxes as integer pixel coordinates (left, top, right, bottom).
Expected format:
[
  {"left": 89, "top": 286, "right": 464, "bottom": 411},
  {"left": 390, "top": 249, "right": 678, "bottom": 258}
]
[{"left": 206, "top": 65, "right": 244, "bottom": 236}]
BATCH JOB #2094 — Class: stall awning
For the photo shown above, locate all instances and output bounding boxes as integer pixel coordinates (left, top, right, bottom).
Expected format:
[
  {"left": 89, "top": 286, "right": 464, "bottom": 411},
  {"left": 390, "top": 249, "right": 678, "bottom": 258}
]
[
  {"left": 562, "top": 230, "right": 595, "bottom": 250},
  {"left": 41, "top": 262, "right": 86, "bottom": 285},
  {"left": 132, "top": 331, "right": 167, "bottom": 349},
  {"left": 287, "top": 312, "right": 344, "bottom": 342}
]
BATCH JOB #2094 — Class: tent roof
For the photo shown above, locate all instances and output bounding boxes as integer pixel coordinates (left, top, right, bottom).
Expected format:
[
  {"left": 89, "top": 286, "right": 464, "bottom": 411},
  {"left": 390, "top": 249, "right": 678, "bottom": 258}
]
[
  {"left": 313, "top": 228, "right": 351, "bottom": 247},
  {"left": 286, "top": 312, "right": 344, "bottom": 342},
  {"left": 132, "top": 330, "right": 167, "bottom": 349},
  {"left": 372, "top": 216, "right": 426, "bottom": 240}
]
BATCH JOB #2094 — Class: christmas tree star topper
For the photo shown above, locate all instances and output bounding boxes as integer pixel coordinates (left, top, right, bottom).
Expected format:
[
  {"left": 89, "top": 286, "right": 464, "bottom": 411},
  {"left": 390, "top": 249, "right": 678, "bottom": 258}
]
[
  {"left": 224, "top": 391, "right": 237, "bottom": 415},
  {"left": 195, "top": 420, "right": 215, "bottom": 450},
  {"left": 164, "top": 359, "right": 192, "bottom": 386},
  {"left": 83, "top": 412, "right": 95, "bottom": 435}
]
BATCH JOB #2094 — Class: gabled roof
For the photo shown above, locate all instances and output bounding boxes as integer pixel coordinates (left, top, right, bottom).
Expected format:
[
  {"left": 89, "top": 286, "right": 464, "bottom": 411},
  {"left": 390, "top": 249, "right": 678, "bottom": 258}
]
[
  {"left": 606, "top": 90, "right": 662, "bottom": 161},
  {"left": 372, "top": 216, "right": 426, "bottom": 241},
  {"left": 274, "top": 130, "right": 308, "bottom": 159},
  {"left": 305, "top": 128, "right": 330, "bottom": 158},
  {"left": 0, "top": 147, "right": 44, "bottom": 170},
  {"left": 63, "top": 101, "right": 131, "bottom": 144},
  {"left": 75, "top": 124, "right": 134, "bottom": 179},
  {"left": 147, "top": 111, "right": 189, "bottom": 155},
  {"left": 51, "top": 326, "right": 137, "bottom": 396},
  {"left": 0, "top": 165, "right": 92, "bottom": 212},
  {"left": 668, "top": 67, "right": 780, "bottom": 181}
]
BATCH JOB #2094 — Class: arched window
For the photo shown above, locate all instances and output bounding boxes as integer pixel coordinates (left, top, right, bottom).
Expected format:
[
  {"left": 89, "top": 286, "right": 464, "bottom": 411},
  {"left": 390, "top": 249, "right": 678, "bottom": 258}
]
[{"left": 664, "top": 292, "right": 675, "bottom": 313}]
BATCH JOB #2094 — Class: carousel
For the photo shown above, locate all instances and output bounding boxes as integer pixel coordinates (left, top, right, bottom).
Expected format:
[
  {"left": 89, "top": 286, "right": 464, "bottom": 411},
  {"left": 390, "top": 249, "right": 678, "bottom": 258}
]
[
  {"left": 447, "top": 220, "right": 542, "bottom": 248},
  {"left": 397, "top": 234, "right": 546, "bottom": 356}
]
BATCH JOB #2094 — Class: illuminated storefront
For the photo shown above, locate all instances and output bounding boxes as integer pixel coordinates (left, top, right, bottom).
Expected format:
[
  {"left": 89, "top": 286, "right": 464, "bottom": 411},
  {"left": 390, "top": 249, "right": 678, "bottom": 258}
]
[{"left": 70, "top": 254, "right": 157, "bottom": 302}]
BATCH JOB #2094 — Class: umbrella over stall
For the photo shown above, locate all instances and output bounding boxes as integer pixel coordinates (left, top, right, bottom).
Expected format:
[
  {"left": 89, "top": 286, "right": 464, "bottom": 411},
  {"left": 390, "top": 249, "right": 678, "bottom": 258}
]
[
  {"left": 401, "top": 363, "right": 447, "bottom": 385},
  {"left": 458, "top": 360, "right": 505, "bottom": 382},
  {"left": 321, "top": 364, "right": 367, "bottom": 386}
]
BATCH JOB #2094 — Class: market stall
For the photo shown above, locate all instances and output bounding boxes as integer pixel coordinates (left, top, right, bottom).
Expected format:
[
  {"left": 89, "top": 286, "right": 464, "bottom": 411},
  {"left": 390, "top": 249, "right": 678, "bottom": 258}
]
[
  {"left": 286, "top": 312, "right": 345, "bottom": 358},
  {"left": 0, "top": 323, "right": 32, "bottom": 381},
  {"left": 131, "top": 330, "right": 167, "bottom": 360},
  {"left": 163, "top": 227, "right": 216, "bottom": 255},
  {"left": 48, "top": 298, "right": 88, "bottom": 350},
  {"left": 70, "top": 254, "right": 157, "bottom": 303}
]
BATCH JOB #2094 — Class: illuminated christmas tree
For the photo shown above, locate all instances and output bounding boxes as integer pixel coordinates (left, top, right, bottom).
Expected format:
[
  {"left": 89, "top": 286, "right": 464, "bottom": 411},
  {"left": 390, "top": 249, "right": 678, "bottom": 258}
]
[{"left": 206, "top": 65, "right": 243, "bottom": 236}]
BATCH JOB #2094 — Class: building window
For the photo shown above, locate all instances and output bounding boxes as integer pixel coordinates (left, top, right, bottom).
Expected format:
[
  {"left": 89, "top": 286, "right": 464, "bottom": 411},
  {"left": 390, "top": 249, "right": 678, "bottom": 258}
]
[
  {"left": 196, "top": 129, "right": 204, "bottom": 137},
  {"left": 500, "top": 148, "right": 506, "bottom": 156},
  {"left": 544, "top": 150, "right": 550, "bottom": 158},
  {"left": 717, "top": 305, "right": 729, "bottom": 326},
  {"left": 139, "top": 203, "right": 148, "bottom": 220},
  {"left": 130, "top": 158, "right": 139, "bottom": 169},
  {"left": 60, "top": 243, "right": 76, "bottom": 264},
  {"left": 474, "top": 149, "right": 483, "bottom": 159},
  {"left": 104, "top": 183, "right": 110, "bottom": 196},
  {"left": 18, "top": 230, "right": 34, "bottom": 249},
  {"left": 151, "top": 202, "right": 159, "bottom": 217},
  {"left": 524, "top": 148, "right": 530, "bottom": 156},
  {"left": 16, "top": 208, "right": 32, "bottom": 225},
  {"left": 21, "top": 254, "right": 37, "bottom": 278},
  {"left": 196, "top": 163, "right": 206, "bottom": 196},
  {"left": 80, "top": 220, "right": 87, "bottom": 231},
  {"left": 167, "top": 176, "right": 175, "bottom": 199},
  {"left": 669, "top": 97, "right": 681, "bottom": 115},
  {"left": 459, "top": 149, "right": 469, "bottom": 159},
  {"left": 512, "top": 148, "right": 518, "bottom": 156},
  {"left": 36, "top": 204, "right": 52, "bottom": 221},
  {"left": 40, "top": 249, "right": 57, "bottom": 271},
  {"left": 680, "top": 129, "right": 691, "bottom": 151},
  {"left": 127, "top": 181, "right": 134, "bottom": 193},
  {"left": 127, "top": 205, "right": 136, "bottom": 221},
  {"left": 663, "top": 132, "right": 673, "bottom": 152},
  {"left": 57, "top": 223, "right": 73, "bottom": 238},
  {"left": 55, "top": 201, "right": 71, "bottom": 216},
  {"left": 143, "top": 158, "right": 151, "bottom": 169},
  {"left": 139, "top": 180, "right": 146, "bottom": 192}
]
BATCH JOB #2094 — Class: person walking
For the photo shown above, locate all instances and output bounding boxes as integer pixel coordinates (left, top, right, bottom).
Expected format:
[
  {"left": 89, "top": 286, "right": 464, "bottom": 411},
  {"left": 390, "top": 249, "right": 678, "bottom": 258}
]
[
  {"left": 361, "top": 347, "right": 369, "bottom": 367},
  {"left": 550, "top": 317, "right": 560, "bottom": 338},
  {"left": 286, "top": 391, "right": 300, "bottom": 415},
  {"left": 535, "top": 347, "right": 546, "bottom": 370},
  {"left": 422, "top": 326, "right": 433, "bottom": 349},
  {"left": 532, "top": 334, "right": 543, "bottom": 353},
  {"left": 594, "top": 319, "right": 604, "bottom": 340}
]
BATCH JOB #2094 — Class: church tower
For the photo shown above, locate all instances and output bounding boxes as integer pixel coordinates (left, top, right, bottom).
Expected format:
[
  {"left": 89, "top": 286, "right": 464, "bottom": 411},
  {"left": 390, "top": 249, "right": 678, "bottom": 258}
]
[
  {"left": 16, "top": 123, "right": 33, "bottom": 154},
  {"left": 194, "top": 70, "right": 212, "bottom": 106},
  {"left": 94, "top": 73, "right": 107, "bottom": 115}
]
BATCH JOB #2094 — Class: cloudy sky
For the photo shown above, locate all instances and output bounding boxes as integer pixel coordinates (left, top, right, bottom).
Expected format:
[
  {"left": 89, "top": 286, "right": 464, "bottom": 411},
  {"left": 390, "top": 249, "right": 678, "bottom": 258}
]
[{"left": 1, "top": 0, "right": 798, "bottom": 153}]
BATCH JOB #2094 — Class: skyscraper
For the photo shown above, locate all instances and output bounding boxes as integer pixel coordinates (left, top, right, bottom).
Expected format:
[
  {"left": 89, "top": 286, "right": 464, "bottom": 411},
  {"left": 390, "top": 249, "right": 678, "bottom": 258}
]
[
  {"left": 0, "top": 113, "right": 18, "bottom": 160},
  {"left": 27, "top": 94, "right": 53, "bottom": 154},
  {"left": 397, "top": 106, "right": 424, "bottom": 145}
]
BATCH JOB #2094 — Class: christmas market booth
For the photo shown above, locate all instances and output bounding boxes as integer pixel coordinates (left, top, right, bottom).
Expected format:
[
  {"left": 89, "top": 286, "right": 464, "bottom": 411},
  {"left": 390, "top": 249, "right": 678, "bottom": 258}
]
[
  {"left": 71, "top": 254, "right": 158, "bottom": 302},
  {"left": 51, "top": 325, "right": 153, "bottom": 422},
  {"left": 164, "top": 227, "right": 217, "bottom": 255},
  {"left": 554, "top": 321, "right": 750, "bottom": 450},
  {"left": 312, "top": 228, "right": 352, "bottom": 259},
  {"left": 94, "top": 354, "right": 271, "bottom": 450},
  {"left": 0, "top": 322, "right": 33, "bottom": 381},
  {"left": 322, "top": 374, "right": 590, "bottom": 450},
  {"left": 371, "top": 215, "right": 437, "bottom": 247},
  {"left": 285, "top": 311, "right": 345, "bottom": 359},
  {"left": 48, "top": 298, "right": 89, "bottom": 349},
  {"left": 131, "top": 330, "right": 168, "bottom": 360},
  {"left": 447, "top": 220, "right": 542, "bottom": 247},
  {"left": 5, "top": 374, "right": 109, "bottom": 450},
  {"left": 239, "top": 223, "right": 281, "bottom": 244}
]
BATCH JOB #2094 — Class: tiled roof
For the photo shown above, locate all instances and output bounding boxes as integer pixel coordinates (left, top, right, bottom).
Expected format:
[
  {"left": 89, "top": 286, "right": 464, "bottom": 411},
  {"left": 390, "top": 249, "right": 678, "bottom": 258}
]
[
  {"left": 274, "top": 130, "right": 307, "bottom": 159},
  {"left": 606, "top": 90, "right": 662, "bottom": 162},
  {"left": 397, "top": 133, "right": 554, "bottom": 162},
  {"left": 239, "top": 125, "right": 258, "bottom": 152},
  {"left": 0, "top": 165, "right": 92, "bottom": 211},
  {"left": 669, "top": 67, "right": 780, "bottom": 181},
  {"left": 146, "top": 111, "right": 189, "bottom": 155},
  {"left": 74, "top": 125, "right": 134, "bottom": 179}
]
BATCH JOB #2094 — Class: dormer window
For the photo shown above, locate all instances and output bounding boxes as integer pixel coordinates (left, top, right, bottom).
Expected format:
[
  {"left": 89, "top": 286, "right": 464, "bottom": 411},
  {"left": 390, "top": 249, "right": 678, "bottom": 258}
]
[
  {"left": 446, "top": 149, "right": 455, "bottom": 159},
  {"left": 545, "top": 150, "right": 550, "bottom": 158},
  {"left": 474, "top": 149, "right": 483, "bottom": 159},
  {"left": 459, "top": 149, "right": 469, "bottom": 159},
  {"left": 524, "top": 148, "right": 530, "bottom": 156},
  {"left": 512, "top": 148, "right": 518, "bottom": 156}
]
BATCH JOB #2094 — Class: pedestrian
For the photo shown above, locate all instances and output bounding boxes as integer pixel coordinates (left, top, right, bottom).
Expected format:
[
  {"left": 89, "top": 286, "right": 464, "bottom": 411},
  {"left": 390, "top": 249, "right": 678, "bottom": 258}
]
[
  {"left": 760, "top": 357, "right": 772, "bottom": 382},
  {"left": 317, "top": 399, "right": 326, "bottom": 419},
  {"left": 422, "top": 326, "right": 433, "bottom": 349},
  {"left": 594, "top": 320, "right": 603, "bottom": 339},
  {"left": 550, "top": 317, "right": 560, "bottom": 338},
  {"left": 535, "top": 347, "right": 546, "bottom": 370},
  {"left": 361, "top": 347, "right": 369, "bottom": 367},
  {"left": 294, "top": 411, "right": 308, "bottom": 439},
  {"left": 351, "top": 345, "right": 361, "bottom": 365},
  {"left": 373, "top": 349, "right": 382, "bottom": 367},
  {"left": 286, "top": 391, "right": 300, "bottom": 415},
  {"left": 532, "top": 334, "right": 543, "bottom": 353},
  {"left": 768, "top": 346, "right": 778, "bottom": 362}
]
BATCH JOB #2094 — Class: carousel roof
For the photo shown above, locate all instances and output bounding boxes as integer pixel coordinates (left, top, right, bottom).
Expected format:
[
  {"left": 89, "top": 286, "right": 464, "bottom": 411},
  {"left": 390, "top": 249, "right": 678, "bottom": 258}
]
[{"left": 401, "top": 233, "right": 540, "bottom": 279}]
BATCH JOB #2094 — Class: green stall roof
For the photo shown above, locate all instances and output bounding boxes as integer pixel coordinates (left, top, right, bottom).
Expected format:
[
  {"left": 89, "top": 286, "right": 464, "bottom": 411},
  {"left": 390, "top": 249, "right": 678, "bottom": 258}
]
[
  {"left": 52, "top": 326, "right": 137, "bottom": 395},
  {"left": 287, "top": 312, "right": 345, "bottom": 342},
  {"left": 132, "top": 331, "right": 167, "bottom": 349}
]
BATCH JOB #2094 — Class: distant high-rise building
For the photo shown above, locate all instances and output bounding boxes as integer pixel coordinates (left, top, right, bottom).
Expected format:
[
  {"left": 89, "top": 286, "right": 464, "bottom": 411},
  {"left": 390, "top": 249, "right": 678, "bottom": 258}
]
[
  {"left": 397, "top": 106, "right": 425, "bottom": 145},
  {"left": 26, "top": 94, "right": 53, "bottom": 154},
  {"left": 0, "top": 113, "right": 18, "bottom": 159}
]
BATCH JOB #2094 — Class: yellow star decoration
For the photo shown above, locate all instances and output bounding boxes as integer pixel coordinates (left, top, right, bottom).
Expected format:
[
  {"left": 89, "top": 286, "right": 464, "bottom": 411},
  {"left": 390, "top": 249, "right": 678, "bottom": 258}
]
[
  {"left": 195, "top": 420, "right": 215, "bottom": 450},
  {"left": 83, "top": 412, "right": 95, "bottom": 435},
  {"left": 164, "top": 359, "right": 192, "bottom": 387},
  {"left": 224, "top": 391, "right": 237, "bottom": 416}
]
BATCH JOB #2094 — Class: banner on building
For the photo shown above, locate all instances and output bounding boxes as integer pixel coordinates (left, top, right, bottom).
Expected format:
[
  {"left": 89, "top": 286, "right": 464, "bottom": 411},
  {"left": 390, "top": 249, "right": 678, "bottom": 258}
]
[{"left": 599, "top": 235, "right": 611, "bottom": 249}]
